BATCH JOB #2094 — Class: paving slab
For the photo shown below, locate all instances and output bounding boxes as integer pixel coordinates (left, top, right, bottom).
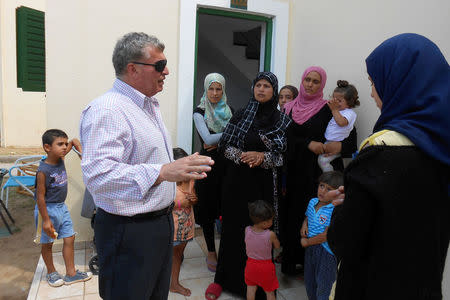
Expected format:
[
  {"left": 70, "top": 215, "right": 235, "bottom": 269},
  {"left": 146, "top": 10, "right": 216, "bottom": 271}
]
[{"left": 27, "top": 237, "right": 309, "bottom": 300}]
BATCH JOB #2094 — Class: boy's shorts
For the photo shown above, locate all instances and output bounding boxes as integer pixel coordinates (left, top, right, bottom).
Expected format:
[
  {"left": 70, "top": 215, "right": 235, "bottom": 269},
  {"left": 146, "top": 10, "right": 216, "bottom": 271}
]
[
  {"left": 245, "top": 258, "right": 279, "bottom": 292},
  {"left": 34, "top": 202, "right": 75, "bottom": 244}
]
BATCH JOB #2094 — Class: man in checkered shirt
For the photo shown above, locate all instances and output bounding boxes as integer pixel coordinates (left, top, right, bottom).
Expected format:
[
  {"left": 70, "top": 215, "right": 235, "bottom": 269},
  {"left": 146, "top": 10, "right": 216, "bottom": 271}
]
[{"left": 80, "top": 32, "right": 213, "bottom": 300}]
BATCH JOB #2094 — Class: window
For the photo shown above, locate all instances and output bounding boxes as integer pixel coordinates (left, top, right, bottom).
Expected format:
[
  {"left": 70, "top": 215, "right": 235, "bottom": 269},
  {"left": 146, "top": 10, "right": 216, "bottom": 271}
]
[{"left": 16, "top": 6, "right": 45, "bottom": 92}]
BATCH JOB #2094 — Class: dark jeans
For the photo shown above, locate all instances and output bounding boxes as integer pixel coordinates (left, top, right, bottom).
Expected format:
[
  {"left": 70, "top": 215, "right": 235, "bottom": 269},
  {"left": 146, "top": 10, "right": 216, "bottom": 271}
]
[
  {"left": 95, "top": 207, "right": 174, "bottom": 300},
  {"left": 304, "top": 244, "right": 337, "bottom": 300}
]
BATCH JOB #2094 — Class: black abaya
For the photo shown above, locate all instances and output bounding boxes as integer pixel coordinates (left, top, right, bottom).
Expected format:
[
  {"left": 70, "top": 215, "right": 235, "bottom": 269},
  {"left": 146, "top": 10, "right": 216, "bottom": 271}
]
[
  {"left": 193, "top": 108, "right": 225, "bottom": 228},
  {"left": 214, "top": 72, "right": 290, "bottom": 299},
  {"left": 215, "top": 126, "right": 275, "bottom": 297},
  {"left": 280, "top": 105, "right": 356, "bottom": 274},
  {"left": 328, "top": 146, "right": 450, "bottom": 299}
]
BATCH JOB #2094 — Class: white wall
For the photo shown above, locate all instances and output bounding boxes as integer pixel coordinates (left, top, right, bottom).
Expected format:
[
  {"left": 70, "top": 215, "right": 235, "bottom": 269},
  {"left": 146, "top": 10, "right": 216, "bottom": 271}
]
[
  {"left": 0, "top": 0, "right": 47, "bottom": 147},
  {"left": 45, "top": 0, "right": 180, "bottom": 242},
  {"left": 286, "top": 0, "right": 450, "bottom": 145}
]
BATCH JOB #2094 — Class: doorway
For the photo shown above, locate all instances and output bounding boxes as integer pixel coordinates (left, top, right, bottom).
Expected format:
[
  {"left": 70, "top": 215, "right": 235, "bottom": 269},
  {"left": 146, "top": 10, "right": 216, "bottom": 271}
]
[{"left": 192, "top": 8, "right": 273, "bottom": 152}]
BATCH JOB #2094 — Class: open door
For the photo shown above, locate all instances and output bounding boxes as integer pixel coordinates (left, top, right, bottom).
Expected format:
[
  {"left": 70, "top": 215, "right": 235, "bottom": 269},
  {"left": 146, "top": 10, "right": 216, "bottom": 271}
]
[{"left": 192, "top": 8, "right": 273, "bottom": 152}]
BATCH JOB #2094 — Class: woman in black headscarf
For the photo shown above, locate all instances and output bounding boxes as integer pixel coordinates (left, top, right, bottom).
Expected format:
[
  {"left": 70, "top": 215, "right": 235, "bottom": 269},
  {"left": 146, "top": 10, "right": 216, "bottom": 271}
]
[{"left": 205, "top": 72, "right": 291, "bottom": 299}]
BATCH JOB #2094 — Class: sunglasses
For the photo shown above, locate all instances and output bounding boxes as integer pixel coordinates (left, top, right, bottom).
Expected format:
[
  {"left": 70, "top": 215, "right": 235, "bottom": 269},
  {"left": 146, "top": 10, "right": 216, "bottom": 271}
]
[{"left": 131, "top": 59, "right": 167, "bottom": 72}]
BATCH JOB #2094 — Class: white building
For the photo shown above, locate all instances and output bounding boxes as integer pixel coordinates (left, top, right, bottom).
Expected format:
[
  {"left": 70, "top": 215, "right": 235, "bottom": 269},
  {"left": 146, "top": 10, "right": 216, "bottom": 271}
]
[
  {"left": 1, "top": 0, "right": 449, "bottom": 295},
  {"left": 0, "top": 0, "right": 47, "bottom": 147}
]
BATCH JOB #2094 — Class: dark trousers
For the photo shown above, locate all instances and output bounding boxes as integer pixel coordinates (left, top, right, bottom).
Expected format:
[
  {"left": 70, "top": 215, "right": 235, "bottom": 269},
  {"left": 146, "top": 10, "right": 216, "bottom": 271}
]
[
  {"left": 95, "top": 208, "right": 174, "bottom": 300},
  {"left": 304, "top": 245, "right": 337, "bottom": 300},
  {"left": 202, "top": 222, "right": 216, "bottom": 252}
]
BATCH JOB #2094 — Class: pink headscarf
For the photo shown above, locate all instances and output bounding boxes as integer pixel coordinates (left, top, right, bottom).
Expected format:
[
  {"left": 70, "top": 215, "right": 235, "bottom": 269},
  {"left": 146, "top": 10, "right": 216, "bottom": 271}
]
[{"left": 284, "top": 66, "right": 328, "bottom": 125}]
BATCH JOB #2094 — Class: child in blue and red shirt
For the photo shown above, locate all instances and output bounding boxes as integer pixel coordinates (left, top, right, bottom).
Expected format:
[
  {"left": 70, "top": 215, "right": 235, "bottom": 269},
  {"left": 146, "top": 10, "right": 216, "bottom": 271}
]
[{"left": 300, "top": 171, "right": 343, "bottom": 300}]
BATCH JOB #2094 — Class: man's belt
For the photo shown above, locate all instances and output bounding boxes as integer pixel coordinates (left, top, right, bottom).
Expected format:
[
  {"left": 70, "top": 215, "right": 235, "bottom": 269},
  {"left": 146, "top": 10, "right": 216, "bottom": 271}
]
[{"left": 131, "top": 202, "right": 174, "bottom": 219}]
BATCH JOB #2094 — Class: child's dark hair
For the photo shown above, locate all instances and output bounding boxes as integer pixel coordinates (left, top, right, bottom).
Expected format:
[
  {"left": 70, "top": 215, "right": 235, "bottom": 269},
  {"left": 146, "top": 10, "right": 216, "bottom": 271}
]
[
  {"left": 334, "top": 80, "right": 360, "bottom": 108},
  {"left": 42, "top": 129, "right": 68, "bottom": 146},
  {"left": 248, "top": 200, "right": 275, "bottom": 224},
  {"left": 279, "top": 85, "right": 299, "bottom": 99},
  {"left": 318, "top": 171, "right": 344, "bottom": 189},
  {"left": 173, "top": 147, "right": 188, "bottom": 160}
]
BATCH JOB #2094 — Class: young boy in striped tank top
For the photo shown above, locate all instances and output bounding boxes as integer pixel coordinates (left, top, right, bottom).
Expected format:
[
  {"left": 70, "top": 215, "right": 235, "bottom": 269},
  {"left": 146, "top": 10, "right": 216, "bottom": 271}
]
[
  {"left": 300, "top": 171, "right": 343, "bottom": 300},
  {"left": 245, "top": 200, "right": 281, "bottom": 300}
]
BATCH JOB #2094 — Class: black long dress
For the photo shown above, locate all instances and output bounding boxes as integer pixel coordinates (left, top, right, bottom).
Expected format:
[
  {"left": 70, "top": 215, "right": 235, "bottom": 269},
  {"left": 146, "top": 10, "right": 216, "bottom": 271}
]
[
  {"left": 327, "top": 145, "right": 450, "bottom": 300},
  {"left": 281, "top": 105, "right": 356, "bottom": 274},
  {"left": 214, "top": 106, "right": 288, "bottom": 299},
  {"left": 193, "top": 107, "right": 225, "bottom": 227},
  {"left": 214, "top": 71, "right": 290, "bottom": 299},
  {"left": 215, "top": 125, "right": 276, "bottom": 297}
]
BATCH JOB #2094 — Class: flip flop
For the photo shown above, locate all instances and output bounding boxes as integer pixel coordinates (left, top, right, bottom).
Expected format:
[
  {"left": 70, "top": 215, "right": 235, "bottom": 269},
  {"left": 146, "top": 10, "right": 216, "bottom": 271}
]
[
  {"left": 205, "top": 282, "right": 222, "bottom": 300},
  {"left": 206, "top": 258, "right": 217, "bottom": 272}
]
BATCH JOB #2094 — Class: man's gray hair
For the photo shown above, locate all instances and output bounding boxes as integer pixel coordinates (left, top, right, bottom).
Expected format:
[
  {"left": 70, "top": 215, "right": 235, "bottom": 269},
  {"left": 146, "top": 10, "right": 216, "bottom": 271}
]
[{"left": 112, "top": 32, "right": 165, "bottom": 77}]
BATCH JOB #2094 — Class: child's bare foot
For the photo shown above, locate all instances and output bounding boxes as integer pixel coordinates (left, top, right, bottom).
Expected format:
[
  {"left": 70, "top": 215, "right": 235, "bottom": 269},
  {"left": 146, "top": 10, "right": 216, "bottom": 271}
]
[{"left": 170, "top": 283, "right": 191, "bottom": 296}]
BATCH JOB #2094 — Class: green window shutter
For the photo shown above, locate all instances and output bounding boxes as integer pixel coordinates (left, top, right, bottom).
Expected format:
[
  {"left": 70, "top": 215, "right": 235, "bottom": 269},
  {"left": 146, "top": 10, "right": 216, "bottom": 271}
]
[{"left": 16, "top": 6, "right": 45, "bottom": 92}]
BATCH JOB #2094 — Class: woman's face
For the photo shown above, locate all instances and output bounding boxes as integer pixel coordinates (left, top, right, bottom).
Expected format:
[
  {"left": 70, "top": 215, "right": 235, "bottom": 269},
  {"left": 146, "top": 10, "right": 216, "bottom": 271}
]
[
  {"left": 207, "top": 82, "right": 223, "bottom": 104},
  {"left": 278, "top": 88, "right": 294, "bottom": 108},
  {"left": 369, "top": 77, "right": 382, "bottom": 109},
  {"left": 254, "top": 79, "right": 274, "bottom": 103},
  {"left": 302, "top": 71, "right": 322, "bottom": 95}
]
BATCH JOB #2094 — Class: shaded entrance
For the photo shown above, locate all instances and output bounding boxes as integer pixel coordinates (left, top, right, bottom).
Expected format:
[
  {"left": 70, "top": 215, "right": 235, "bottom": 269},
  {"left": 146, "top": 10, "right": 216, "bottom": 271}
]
[{"left": 193, "top": 8, "right": 273, "bottom": 152}]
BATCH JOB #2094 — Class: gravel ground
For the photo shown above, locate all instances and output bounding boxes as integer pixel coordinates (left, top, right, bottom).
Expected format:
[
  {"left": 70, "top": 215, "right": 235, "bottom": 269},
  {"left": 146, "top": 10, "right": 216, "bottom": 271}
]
[
  {"left": 0, "top": 147, "right": 44, "bottom": 156},
  {"left": 0, "top": 189, "right": 41, "bottom": 300}
]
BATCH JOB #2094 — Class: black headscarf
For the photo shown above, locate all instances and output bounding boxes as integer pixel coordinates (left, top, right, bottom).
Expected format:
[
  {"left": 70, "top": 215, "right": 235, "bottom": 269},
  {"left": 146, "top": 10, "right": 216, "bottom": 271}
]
[{"left": 219, "top": 72, "right": 291, "bottom": 153}]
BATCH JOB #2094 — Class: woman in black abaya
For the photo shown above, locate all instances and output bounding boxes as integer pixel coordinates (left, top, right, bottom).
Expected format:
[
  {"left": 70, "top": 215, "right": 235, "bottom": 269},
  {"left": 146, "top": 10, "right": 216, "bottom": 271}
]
[
  {"left": 205, "top": 72, "right": 291, "bottom": 299},
  {"left": 280, "top": 66, "right": 357, "bottom": 275}
]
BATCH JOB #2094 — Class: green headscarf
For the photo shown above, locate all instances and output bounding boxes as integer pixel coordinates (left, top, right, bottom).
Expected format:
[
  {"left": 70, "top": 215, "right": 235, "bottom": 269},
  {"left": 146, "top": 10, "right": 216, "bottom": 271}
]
[{"left": 197, "top": 73, "right": 232, "bottom": 133}]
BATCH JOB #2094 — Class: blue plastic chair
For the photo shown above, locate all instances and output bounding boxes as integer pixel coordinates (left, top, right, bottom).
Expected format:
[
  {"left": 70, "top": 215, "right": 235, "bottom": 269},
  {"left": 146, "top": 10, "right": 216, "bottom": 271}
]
[{"left": 1, "top": 155, "right": 46, "bottom": 208}]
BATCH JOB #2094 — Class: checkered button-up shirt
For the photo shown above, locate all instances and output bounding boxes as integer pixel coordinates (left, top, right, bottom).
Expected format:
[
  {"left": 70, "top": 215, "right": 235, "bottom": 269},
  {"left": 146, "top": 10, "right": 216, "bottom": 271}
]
[{"left": 80, "top": 79, "right": 175, "bottom": 216}]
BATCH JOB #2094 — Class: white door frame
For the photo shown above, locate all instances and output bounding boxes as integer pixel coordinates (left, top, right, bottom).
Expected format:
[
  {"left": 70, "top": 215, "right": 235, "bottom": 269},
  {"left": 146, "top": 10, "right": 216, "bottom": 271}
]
[{"left": 177, "top": 0, "right": 289, "bottom": 152}]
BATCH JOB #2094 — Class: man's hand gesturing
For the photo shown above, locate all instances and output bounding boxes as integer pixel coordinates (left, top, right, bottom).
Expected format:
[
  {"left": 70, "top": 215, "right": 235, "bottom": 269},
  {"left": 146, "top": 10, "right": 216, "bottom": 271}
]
[{"left": 155, "top": 153, "right": 214, "bottom": 185}]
